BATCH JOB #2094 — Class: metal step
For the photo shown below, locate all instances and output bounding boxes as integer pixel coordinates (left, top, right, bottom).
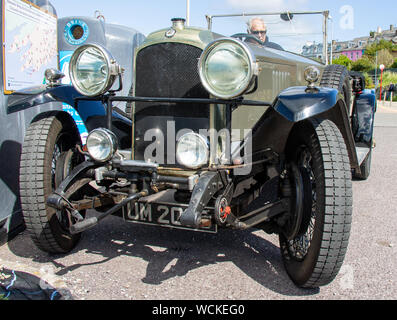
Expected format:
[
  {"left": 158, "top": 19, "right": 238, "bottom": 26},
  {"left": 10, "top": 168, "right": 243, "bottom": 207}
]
[{"left": 356, "top": 146, "right": 370, "bottom": 165}]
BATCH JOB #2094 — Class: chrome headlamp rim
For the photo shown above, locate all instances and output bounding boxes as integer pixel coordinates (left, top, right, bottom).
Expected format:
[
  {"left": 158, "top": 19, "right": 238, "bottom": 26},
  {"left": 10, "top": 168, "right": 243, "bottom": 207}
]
[
  {"left": 69, "top": 43, "right": 120, "bottom": 97},
  {"left": 176, "top": 132, "right": 210, "bottom": 169},
  {"left": 198, "top": 37, "right": 257, "bottom": 100},
  {"left": 86, "top": 128, "right": 118, "bottom": 163}
]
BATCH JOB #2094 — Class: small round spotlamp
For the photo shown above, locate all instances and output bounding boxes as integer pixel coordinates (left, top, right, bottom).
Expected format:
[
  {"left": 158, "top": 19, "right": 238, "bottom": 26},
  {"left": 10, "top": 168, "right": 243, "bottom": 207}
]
[
  {"left": 176, "top": 133, "right": 209, "bottom": 169},
  {"left": 86, "top": 128, "right": 118, "bottom": 162}
]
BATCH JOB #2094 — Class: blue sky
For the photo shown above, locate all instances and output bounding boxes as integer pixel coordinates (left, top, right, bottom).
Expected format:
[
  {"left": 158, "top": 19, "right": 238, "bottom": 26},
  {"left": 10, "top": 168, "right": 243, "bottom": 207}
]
[{"left": 50, "top": 0, "right": 396, "bottom": 51}]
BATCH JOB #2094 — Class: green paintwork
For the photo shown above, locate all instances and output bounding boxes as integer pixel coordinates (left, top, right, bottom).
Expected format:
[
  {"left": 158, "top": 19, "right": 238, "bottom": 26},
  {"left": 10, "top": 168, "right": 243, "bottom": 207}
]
[{"left": 132, "top": 22, "right": 327, "bottom": 161}]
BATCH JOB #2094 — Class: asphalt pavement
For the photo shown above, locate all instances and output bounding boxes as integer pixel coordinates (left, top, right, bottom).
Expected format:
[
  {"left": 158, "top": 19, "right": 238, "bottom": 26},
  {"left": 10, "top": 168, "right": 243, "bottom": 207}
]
[
  {"left": 375, "top": 102, "right": 397, "bottom": 127},
  {"left": 0, "top": 103, "right": 396, "bottom": 301}
]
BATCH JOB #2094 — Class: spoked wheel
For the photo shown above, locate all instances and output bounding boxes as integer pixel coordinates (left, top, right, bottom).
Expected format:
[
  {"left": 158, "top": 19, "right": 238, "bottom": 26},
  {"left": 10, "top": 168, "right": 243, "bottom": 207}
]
[
  {"left": 279, "top": 118, "right": 353, "bottom": 288},
  {"left": 20, "top": 116, "right": 84, "bottom": 254}
]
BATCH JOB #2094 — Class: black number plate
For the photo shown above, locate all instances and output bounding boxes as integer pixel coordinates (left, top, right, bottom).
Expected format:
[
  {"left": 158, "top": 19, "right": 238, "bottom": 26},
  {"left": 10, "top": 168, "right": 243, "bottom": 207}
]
[{"left": 122, "top": 201, "right": 217, "bottom": 233}]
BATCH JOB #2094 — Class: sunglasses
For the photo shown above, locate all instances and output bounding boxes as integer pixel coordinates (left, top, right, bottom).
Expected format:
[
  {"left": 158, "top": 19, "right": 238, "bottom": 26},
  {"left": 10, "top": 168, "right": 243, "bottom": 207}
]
[{"left": 251, "top": 30, "right": 267, "bottom": 35}]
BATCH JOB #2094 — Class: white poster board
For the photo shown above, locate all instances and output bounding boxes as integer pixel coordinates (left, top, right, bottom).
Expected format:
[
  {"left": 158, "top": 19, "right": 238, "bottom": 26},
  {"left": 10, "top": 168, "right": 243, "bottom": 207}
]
[{"left": 2, "top": 0, "right": 57, "bottom": 93}]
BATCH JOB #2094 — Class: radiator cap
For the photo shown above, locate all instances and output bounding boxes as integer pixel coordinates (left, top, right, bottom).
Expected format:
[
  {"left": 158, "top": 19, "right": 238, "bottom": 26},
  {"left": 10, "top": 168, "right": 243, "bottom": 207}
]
[{"left": 171, "top": 18, "right": 186, "bottom": 30}]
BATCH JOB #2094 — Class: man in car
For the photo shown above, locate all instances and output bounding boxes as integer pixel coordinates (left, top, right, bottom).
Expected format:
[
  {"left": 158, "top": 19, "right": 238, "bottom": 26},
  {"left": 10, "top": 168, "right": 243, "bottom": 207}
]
[
  {"left": 247, "top": 17, "right": 284, "bottom": 50},
  {"left": 247, "top": 17, "right": 268, "bottom": 43}
]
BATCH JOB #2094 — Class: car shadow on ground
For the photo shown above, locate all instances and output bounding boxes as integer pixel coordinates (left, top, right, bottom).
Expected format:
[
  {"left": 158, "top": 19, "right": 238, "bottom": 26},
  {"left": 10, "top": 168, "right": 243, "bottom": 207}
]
[{"left": 6, "top": 215, "right": 319, "bottom": 297}]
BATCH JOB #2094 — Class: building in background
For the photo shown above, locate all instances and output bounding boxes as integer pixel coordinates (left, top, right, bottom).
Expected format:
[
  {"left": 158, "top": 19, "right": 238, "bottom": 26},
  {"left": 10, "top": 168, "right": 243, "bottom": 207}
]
[
  {"left": 301, "top": 24, "right": 397, "bottom": 62},
  {"left": 332, "top": 38, "right": 367, "bottom": 62},
  {"left": 301, "top": 42, "right": 326, "bottom": 61}
]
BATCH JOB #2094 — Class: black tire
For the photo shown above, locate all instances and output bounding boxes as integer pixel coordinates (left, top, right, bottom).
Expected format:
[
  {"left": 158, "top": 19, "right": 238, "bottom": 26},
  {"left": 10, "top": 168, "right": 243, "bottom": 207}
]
[
  {"left": 19, "top": 116, "right": 83, "bottom": 254},
  {"left": 279, "top": 118, "right": 353, "bottom": 288},
  {"left": 320, "top": 64, "right": 352, "bottom": 114}
]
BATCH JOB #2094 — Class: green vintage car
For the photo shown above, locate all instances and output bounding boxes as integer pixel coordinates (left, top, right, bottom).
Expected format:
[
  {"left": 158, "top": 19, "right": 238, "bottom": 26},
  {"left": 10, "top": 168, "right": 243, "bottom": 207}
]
[{"left": 15, "top": 12, "right": 376, "bottom": 288}]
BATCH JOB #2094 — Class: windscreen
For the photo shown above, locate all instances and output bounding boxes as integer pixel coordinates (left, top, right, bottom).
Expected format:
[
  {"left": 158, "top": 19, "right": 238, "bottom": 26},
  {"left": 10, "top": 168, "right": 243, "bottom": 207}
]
[{"left": 209, "top": 12, "right": 328, "bottom": 61}]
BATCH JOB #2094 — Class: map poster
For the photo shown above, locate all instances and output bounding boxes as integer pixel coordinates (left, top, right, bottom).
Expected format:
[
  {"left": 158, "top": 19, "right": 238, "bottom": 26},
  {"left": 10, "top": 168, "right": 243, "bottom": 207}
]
[{"left": 2, "top": 0, "right": 58, "bottom": 94}]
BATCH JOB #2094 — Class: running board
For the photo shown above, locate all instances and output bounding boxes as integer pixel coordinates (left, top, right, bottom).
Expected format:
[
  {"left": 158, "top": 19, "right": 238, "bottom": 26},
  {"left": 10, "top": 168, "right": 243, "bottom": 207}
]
[{"left": 356, "top": 146, "right": 371, "bottom": 166}]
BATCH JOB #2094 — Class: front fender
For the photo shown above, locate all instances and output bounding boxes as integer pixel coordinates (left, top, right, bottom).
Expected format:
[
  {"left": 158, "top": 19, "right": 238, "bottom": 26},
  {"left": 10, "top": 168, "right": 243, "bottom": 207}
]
[
  {"left": 273, "top": 86, "right": 360, "bottom": 172},
  {"left": 7, "top": 85, "right": 132, "bottom": 148},
  {"left": 273, "top": 86, "right": 340, "bottom": 122},
  {"left": 7, "top": 85, "right": 105, "bottom": 123}
]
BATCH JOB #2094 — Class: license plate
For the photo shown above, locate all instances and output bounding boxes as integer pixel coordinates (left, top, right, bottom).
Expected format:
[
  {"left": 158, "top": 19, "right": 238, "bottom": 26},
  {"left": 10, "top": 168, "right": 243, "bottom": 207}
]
[{"left": 122, "top": 201, "right": 217, "bottom": 233}]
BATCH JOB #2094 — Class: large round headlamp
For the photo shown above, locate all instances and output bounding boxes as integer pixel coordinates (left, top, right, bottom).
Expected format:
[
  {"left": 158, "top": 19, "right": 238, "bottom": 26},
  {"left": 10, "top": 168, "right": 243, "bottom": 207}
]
[
  {"left": 69, "top": 44, "right": 122, "bottom": 97},
  {"left": 86, "top": 128, "right": 118, "bottom": 162},
  {"left": 199, "top": 38, "right": 257, "bottom": 99},
  {"left": 176, "top": 133, "right": 209, "bottom": 169}
]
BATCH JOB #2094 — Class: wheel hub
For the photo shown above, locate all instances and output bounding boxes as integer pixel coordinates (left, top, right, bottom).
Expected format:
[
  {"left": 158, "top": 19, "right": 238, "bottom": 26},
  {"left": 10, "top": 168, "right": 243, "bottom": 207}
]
[{"left": 282, "top": 146, "right": 316, "bottom": 260}]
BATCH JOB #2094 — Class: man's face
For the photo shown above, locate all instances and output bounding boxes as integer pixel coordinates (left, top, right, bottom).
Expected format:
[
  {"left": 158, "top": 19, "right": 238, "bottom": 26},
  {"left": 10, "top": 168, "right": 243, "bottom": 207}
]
[{"left": 250, "top": 20, "right": 267, "bottom": 43}]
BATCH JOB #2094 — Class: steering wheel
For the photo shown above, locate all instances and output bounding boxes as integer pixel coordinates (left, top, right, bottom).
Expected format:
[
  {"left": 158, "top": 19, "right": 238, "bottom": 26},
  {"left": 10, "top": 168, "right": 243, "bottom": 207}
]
[{"left": 231, "top": 33, "right": 264, "bottom": 45}]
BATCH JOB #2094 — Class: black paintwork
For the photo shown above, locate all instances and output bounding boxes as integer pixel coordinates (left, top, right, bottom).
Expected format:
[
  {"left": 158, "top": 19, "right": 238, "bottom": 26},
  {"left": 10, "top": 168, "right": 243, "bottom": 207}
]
[
  {"left": 352, "top": 90, "right": 377, "bottom": 146},
  {"left": 273, "top": 86, "right": 339, "bottom": 122},
  {"left": 134, "top": 43, "right": 210, "bottom": 163},
  {"left": 7, "top": 86, "right": 133, "bottom": 149}
]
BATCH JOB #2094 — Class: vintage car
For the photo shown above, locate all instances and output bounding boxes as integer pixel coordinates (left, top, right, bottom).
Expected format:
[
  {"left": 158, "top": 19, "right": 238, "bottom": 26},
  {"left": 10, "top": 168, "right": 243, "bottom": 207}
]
[{"left": 11, "top": 14, "right": 376, "bottom": 288}]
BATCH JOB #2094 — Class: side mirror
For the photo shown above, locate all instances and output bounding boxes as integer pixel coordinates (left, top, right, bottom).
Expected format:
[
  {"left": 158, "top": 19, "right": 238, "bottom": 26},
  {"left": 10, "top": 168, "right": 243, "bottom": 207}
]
[{"left": 280, "top": 13, "right": 294, "bottom": 21}]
